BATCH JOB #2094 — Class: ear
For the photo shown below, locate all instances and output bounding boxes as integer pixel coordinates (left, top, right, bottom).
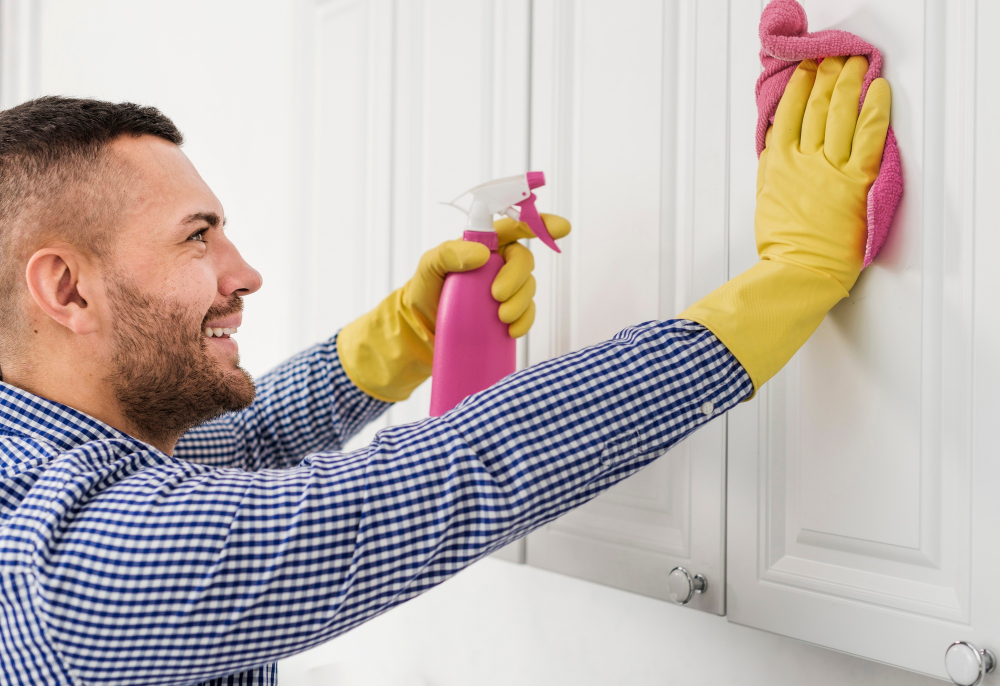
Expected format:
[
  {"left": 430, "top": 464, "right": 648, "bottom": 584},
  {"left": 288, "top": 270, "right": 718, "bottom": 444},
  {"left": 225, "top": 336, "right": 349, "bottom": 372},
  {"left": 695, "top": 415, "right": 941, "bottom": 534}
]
[{"left": 24, "top": 246, "right": 101, "bottom": 335}]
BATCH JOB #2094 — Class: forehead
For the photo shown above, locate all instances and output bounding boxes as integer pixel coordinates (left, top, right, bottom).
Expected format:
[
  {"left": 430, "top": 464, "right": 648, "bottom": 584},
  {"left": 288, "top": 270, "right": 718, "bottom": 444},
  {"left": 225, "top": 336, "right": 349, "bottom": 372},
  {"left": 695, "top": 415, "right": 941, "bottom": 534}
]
[{"left": 108, "top": 135, "right": 223, "bottom": 233}]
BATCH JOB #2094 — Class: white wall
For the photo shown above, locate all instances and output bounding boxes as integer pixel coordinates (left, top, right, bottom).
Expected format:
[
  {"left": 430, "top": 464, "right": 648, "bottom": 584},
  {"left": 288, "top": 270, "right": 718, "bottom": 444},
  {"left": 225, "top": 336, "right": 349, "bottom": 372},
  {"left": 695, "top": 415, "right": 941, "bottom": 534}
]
[
  {"left": 26, "top": 0, "right": 302, "bottom": 378},
  {"left": 21, "top": 1, "right": 943, "bottom": 684}
]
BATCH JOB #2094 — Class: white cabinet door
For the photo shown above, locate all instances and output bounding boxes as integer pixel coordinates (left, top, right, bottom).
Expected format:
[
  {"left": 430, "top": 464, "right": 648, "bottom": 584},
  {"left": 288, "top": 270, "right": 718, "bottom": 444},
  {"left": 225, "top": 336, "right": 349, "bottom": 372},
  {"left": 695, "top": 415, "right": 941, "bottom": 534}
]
[
  {"left": 292, "top": 0, "right": 395, "bottom": 365},
  {"left": 524, "top": 0, "right": 732, "bottom": 613},
  {"left": 385, "top": 0, "right": 533, "bottom": 434},
  {"left": 726, "top": 0, "right": 1000, "bottom": 679},
  {"left": 291, "top": 0, "right": 533, "bottom": 560},
  {"left": 292, "top": 0, "right": 532, "bottom": 426}
]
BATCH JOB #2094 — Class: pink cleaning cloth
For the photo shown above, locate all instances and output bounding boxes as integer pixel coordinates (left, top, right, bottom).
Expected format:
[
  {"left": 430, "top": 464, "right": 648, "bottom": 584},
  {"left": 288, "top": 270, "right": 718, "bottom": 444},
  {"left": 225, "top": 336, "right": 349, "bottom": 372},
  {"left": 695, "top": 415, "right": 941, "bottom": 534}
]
[{"left": 756, "top": 0, "right": 902, "bottom": 268}]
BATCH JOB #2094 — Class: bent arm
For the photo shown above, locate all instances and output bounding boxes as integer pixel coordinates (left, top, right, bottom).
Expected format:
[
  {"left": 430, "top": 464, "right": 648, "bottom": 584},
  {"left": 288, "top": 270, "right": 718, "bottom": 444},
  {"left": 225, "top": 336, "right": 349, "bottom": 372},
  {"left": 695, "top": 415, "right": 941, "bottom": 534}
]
[
  {"left": 34, "top": 319, "right": 751, "bottom": 685},
  {"left": 174, "top": 333, "right": 391, "bottom": 470}
]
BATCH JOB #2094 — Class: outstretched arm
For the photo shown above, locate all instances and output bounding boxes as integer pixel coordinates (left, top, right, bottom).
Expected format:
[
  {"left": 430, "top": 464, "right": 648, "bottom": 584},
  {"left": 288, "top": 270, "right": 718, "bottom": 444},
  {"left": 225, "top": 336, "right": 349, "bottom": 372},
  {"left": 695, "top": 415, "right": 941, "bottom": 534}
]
[{"left": 29, "top": 320, "right": 750, "bottom": 686}]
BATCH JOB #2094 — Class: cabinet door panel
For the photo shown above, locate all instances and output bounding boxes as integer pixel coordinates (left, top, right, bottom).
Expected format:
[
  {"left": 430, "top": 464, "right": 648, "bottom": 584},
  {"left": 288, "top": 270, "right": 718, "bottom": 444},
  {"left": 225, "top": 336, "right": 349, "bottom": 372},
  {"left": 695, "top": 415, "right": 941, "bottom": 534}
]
[
  {"left": 726, "top": 0, "right": 999, "bottom": 678},
  {"left": 292, "top": 0, "right": 533, "bottom": 560},
  {"left": 525, "top": 0, "right": 731, "bottom": 612}
]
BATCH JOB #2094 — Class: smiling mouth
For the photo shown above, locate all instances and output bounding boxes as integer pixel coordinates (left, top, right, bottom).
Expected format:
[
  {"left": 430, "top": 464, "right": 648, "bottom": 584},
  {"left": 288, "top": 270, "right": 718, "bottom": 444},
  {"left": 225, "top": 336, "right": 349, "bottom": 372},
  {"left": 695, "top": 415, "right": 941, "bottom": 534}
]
[{"left": 204, "top": 327, "right": 238, "bottom": 338}]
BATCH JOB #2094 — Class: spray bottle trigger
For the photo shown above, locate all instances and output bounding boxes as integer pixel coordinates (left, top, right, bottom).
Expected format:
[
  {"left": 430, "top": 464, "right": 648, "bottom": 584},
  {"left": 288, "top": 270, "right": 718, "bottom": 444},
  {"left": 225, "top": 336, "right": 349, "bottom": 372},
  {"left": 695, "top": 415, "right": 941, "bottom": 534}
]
[{"left": 516, "top": 193, "right": 561, "bottom": 253}]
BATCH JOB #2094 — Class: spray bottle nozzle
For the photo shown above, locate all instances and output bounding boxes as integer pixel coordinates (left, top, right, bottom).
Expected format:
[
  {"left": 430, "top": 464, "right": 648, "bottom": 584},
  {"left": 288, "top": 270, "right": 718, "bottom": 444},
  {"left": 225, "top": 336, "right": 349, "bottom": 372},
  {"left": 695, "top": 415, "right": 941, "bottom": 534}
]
[
  {"left": 443, "top": 171, "right": 560, "bottom": 254},
  {"left": 526, "top": 171, "right": 546, "bottom": 190}
]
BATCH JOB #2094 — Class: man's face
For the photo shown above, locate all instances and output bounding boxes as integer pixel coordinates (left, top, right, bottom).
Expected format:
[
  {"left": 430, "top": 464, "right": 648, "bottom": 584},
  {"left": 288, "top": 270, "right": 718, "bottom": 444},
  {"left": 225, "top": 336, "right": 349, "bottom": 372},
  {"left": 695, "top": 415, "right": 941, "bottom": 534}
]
[{"left": 100, "top": 135, "right": 262, "bottom": 443}]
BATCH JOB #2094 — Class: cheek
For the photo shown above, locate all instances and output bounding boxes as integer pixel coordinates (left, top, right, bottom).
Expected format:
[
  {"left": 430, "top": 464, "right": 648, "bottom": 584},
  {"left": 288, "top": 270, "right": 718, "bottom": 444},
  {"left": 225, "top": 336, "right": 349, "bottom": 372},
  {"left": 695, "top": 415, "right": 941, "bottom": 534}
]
[{"left": 160, "top": 261, "right": 219, "bottom": 318}]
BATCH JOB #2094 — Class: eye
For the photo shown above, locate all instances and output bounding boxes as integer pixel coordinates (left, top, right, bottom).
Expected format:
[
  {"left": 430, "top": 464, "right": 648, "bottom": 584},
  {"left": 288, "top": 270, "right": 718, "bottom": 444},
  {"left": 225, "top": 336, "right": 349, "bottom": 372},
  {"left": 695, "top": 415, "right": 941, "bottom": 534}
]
[{"left": 188, "top": 228, "right": 208, "bottom": 242}]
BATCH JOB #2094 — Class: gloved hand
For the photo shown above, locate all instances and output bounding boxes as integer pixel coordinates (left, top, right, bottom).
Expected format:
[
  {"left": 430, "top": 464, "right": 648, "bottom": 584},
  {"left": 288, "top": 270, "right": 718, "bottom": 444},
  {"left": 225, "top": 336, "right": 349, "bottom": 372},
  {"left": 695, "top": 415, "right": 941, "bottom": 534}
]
[
  {"left": 338, "top": 213, "right": 571, "bottom": 402},
  {"left": 681, "top": 55, "right": 891, "bottom": 394}
]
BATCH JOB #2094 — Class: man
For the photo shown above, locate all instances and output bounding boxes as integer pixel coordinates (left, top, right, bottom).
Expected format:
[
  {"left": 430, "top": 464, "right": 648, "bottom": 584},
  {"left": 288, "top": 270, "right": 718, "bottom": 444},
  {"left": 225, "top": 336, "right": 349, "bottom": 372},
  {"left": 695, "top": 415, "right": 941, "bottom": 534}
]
[{"left": 0, "top": 56, "right": 888, "bottom": 685}]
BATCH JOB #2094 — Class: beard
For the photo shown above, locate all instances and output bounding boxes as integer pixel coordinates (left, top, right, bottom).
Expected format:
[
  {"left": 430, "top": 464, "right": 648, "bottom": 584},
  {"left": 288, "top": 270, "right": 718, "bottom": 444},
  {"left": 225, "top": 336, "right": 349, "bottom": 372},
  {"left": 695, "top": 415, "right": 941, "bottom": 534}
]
[{"left": 103, "top": 275, "right": 256, "bottom": 446}]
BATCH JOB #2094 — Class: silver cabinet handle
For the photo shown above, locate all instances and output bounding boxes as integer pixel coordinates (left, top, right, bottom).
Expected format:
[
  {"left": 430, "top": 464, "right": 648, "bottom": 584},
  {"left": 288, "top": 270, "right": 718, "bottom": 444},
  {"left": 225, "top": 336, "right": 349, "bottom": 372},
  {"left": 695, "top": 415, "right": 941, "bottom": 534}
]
[
  {"left": 945, "top": 641, "right": 996, "bottom": 686},
  {"left": 667, "top": 567, "right": 707, "bottom": 605}
]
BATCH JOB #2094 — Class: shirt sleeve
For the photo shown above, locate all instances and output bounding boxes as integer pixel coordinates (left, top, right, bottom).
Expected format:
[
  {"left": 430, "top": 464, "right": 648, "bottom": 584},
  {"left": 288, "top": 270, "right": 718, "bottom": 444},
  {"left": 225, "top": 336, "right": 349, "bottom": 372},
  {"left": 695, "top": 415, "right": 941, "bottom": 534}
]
[
  {"left": 31, "top": 320, "right": 752, "bottom": 686},
  {"left": 173, "top": 333, "right": 391, "bottom": 471}
]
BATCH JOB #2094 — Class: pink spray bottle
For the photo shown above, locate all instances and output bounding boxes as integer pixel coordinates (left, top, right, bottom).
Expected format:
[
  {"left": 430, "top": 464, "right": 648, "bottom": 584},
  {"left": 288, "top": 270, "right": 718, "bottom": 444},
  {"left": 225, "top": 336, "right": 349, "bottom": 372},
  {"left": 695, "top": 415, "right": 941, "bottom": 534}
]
[{"left": 429, "top": 171, "right": 560, "bottom": 416}]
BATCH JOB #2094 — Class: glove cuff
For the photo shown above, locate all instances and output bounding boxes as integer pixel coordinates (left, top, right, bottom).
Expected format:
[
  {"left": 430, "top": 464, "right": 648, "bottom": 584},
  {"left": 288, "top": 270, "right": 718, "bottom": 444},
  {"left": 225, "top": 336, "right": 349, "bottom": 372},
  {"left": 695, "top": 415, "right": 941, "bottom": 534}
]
[
  {"left": 679, "top": 260, "right": 848, "bottom": 396},
  {"left": 337, "top": 288, "right": 436, "bottom": 403}
]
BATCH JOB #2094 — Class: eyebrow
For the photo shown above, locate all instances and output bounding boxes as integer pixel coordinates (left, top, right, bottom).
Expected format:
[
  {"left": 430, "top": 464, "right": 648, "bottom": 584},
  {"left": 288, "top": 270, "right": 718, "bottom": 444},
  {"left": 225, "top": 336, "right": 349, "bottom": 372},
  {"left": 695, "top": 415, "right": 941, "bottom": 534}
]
[{"left": 180, "top": 212, "right": 227, "bottom": 228}]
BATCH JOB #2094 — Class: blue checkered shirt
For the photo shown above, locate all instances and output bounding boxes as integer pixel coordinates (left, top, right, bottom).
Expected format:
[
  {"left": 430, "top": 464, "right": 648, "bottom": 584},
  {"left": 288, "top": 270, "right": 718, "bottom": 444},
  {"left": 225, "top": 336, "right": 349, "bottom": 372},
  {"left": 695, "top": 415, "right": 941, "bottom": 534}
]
[{"left": 0, "top": 319, "right": 751, "bottom": 685}]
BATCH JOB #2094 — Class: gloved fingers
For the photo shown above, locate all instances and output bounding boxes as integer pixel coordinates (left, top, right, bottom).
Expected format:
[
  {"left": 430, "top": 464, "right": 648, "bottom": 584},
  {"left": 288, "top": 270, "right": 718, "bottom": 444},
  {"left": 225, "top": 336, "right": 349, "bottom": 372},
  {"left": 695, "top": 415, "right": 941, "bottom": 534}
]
[
  {"left": 492, "top": 241, "right": 534, "bottom": 302},
  {"left": 498, "top": 274, "right": 536, "bottom": 324},
  {"left": 825, "top": 55, "right": 869, "bottom": 167},
  {"left": 424, "top": 240, "right": 490, "bottom": 278},
  {"left": 772, "top": 59, "right": 817, "bottom": 149},
  {"left": 848, "top": 77, "right": 892, "bottom": 182},
  {"left": 493, "top": 216, "right": 533, "bottom": 243},
  {"left": 507, "top": 300, "right": 536, "bottom": 339},
  {"left": 757, "top": 126, "right": 773, "bottom": 196},
  {"left": 537, "top": 213, "right": 572, "bottom": 242},
  {"left": 496, "top": 213, "right": 572, "bottom": 247},
  {"left": 800, "top": 56, "right": 846, "bottom": 154}
]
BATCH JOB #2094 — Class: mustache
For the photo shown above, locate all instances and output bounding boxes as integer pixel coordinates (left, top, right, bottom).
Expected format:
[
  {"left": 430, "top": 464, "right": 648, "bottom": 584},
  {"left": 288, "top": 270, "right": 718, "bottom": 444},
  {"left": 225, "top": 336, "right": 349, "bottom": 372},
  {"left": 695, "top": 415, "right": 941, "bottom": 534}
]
[{"left": 202, "top": 295, "right": 244, "bottom": 325}]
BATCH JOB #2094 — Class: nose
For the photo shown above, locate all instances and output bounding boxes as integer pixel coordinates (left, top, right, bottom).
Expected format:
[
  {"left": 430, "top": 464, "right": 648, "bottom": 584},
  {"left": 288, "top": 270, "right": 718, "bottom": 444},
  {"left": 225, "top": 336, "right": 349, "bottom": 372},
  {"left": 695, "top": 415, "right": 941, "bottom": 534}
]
[{"left": 217, "top": 236, "right": 263, "bottom": 297}]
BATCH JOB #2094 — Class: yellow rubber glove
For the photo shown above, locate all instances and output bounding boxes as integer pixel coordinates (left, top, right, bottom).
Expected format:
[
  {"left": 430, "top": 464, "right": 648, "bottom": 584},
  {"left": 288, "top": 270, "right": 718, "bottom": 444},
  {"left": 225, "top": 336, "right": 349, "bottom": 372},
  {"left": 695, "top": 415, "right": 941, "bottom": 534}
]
[
  {"left": 680, "top": 56, "right": 891, "bottom": 394},
  {"left": 338, "top": 213, "right": 571, "bottom": 402}
]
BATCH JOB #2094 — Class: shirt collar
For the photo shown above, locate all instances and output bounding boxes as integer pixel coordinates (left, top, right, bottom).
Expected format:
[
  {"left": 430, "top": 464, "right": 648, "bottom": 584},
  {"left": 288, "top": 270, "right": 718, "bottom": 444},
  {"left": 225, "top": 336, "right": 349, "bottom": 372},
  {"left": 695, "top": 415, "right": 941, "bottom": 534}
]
[{"left": 0, "top": 381, "right": 140, "bottom": 452}]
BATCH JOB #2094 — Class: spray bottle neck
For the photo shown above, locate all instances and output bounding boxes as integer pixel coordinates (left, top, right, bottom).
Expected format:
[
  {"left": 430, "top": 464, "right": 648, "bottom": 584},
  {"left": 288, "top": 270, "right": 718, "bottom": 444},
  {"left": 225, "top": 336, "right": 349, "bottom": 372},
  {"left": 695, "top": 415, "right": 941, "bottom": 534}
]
[
  {"left": 463, "top": 230, "right": 499, "bottom": 250},
  {"left": 465, "top": 198, "right": 496, "bottom": 232}
]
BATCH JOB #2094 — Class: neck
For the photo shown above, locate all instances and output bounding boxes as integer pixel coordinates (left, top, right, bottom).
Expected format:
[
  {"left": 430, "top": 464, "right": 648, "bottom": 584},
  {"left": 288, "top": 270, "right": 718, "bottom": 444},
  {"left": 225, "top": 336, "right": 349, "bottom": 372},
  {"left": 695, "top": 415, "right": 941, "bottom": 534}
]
[{"left": 2, "top": 354, "right": 179, "bottom": 455}]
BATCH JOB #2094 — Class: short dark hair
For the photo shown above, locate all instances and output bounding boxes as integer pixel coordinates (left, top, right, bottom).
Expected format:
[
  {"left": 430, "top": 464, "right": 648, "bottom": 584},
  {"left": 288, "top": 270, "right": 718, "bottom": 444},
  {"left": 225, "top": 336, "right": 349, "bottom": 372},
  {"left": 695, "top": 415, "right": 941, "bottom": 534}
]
[{"left": 0, "top": 96, "right": 183, "bottom": 365}]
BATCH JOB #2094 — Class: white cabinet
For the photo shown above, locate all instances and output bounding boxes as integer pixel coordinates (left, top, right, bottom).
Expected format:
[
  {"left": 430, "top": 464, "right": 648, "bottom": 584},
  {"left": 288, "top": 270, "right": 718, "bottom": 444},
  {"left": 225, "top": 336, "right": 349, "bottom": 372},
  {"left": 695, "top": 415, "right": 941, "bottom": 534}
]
[
  {"left": 523, "top": 0, "right": 732, "bottom": 613},
  {"left": 524, "top": 0, "right": 1000, "bottom": 678},
  {"left": 725, "top": 0, "right": 1000, "bottom": 680},
  {"left": 294, "top": 0, "right": 1000, "bottom": 674}
]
